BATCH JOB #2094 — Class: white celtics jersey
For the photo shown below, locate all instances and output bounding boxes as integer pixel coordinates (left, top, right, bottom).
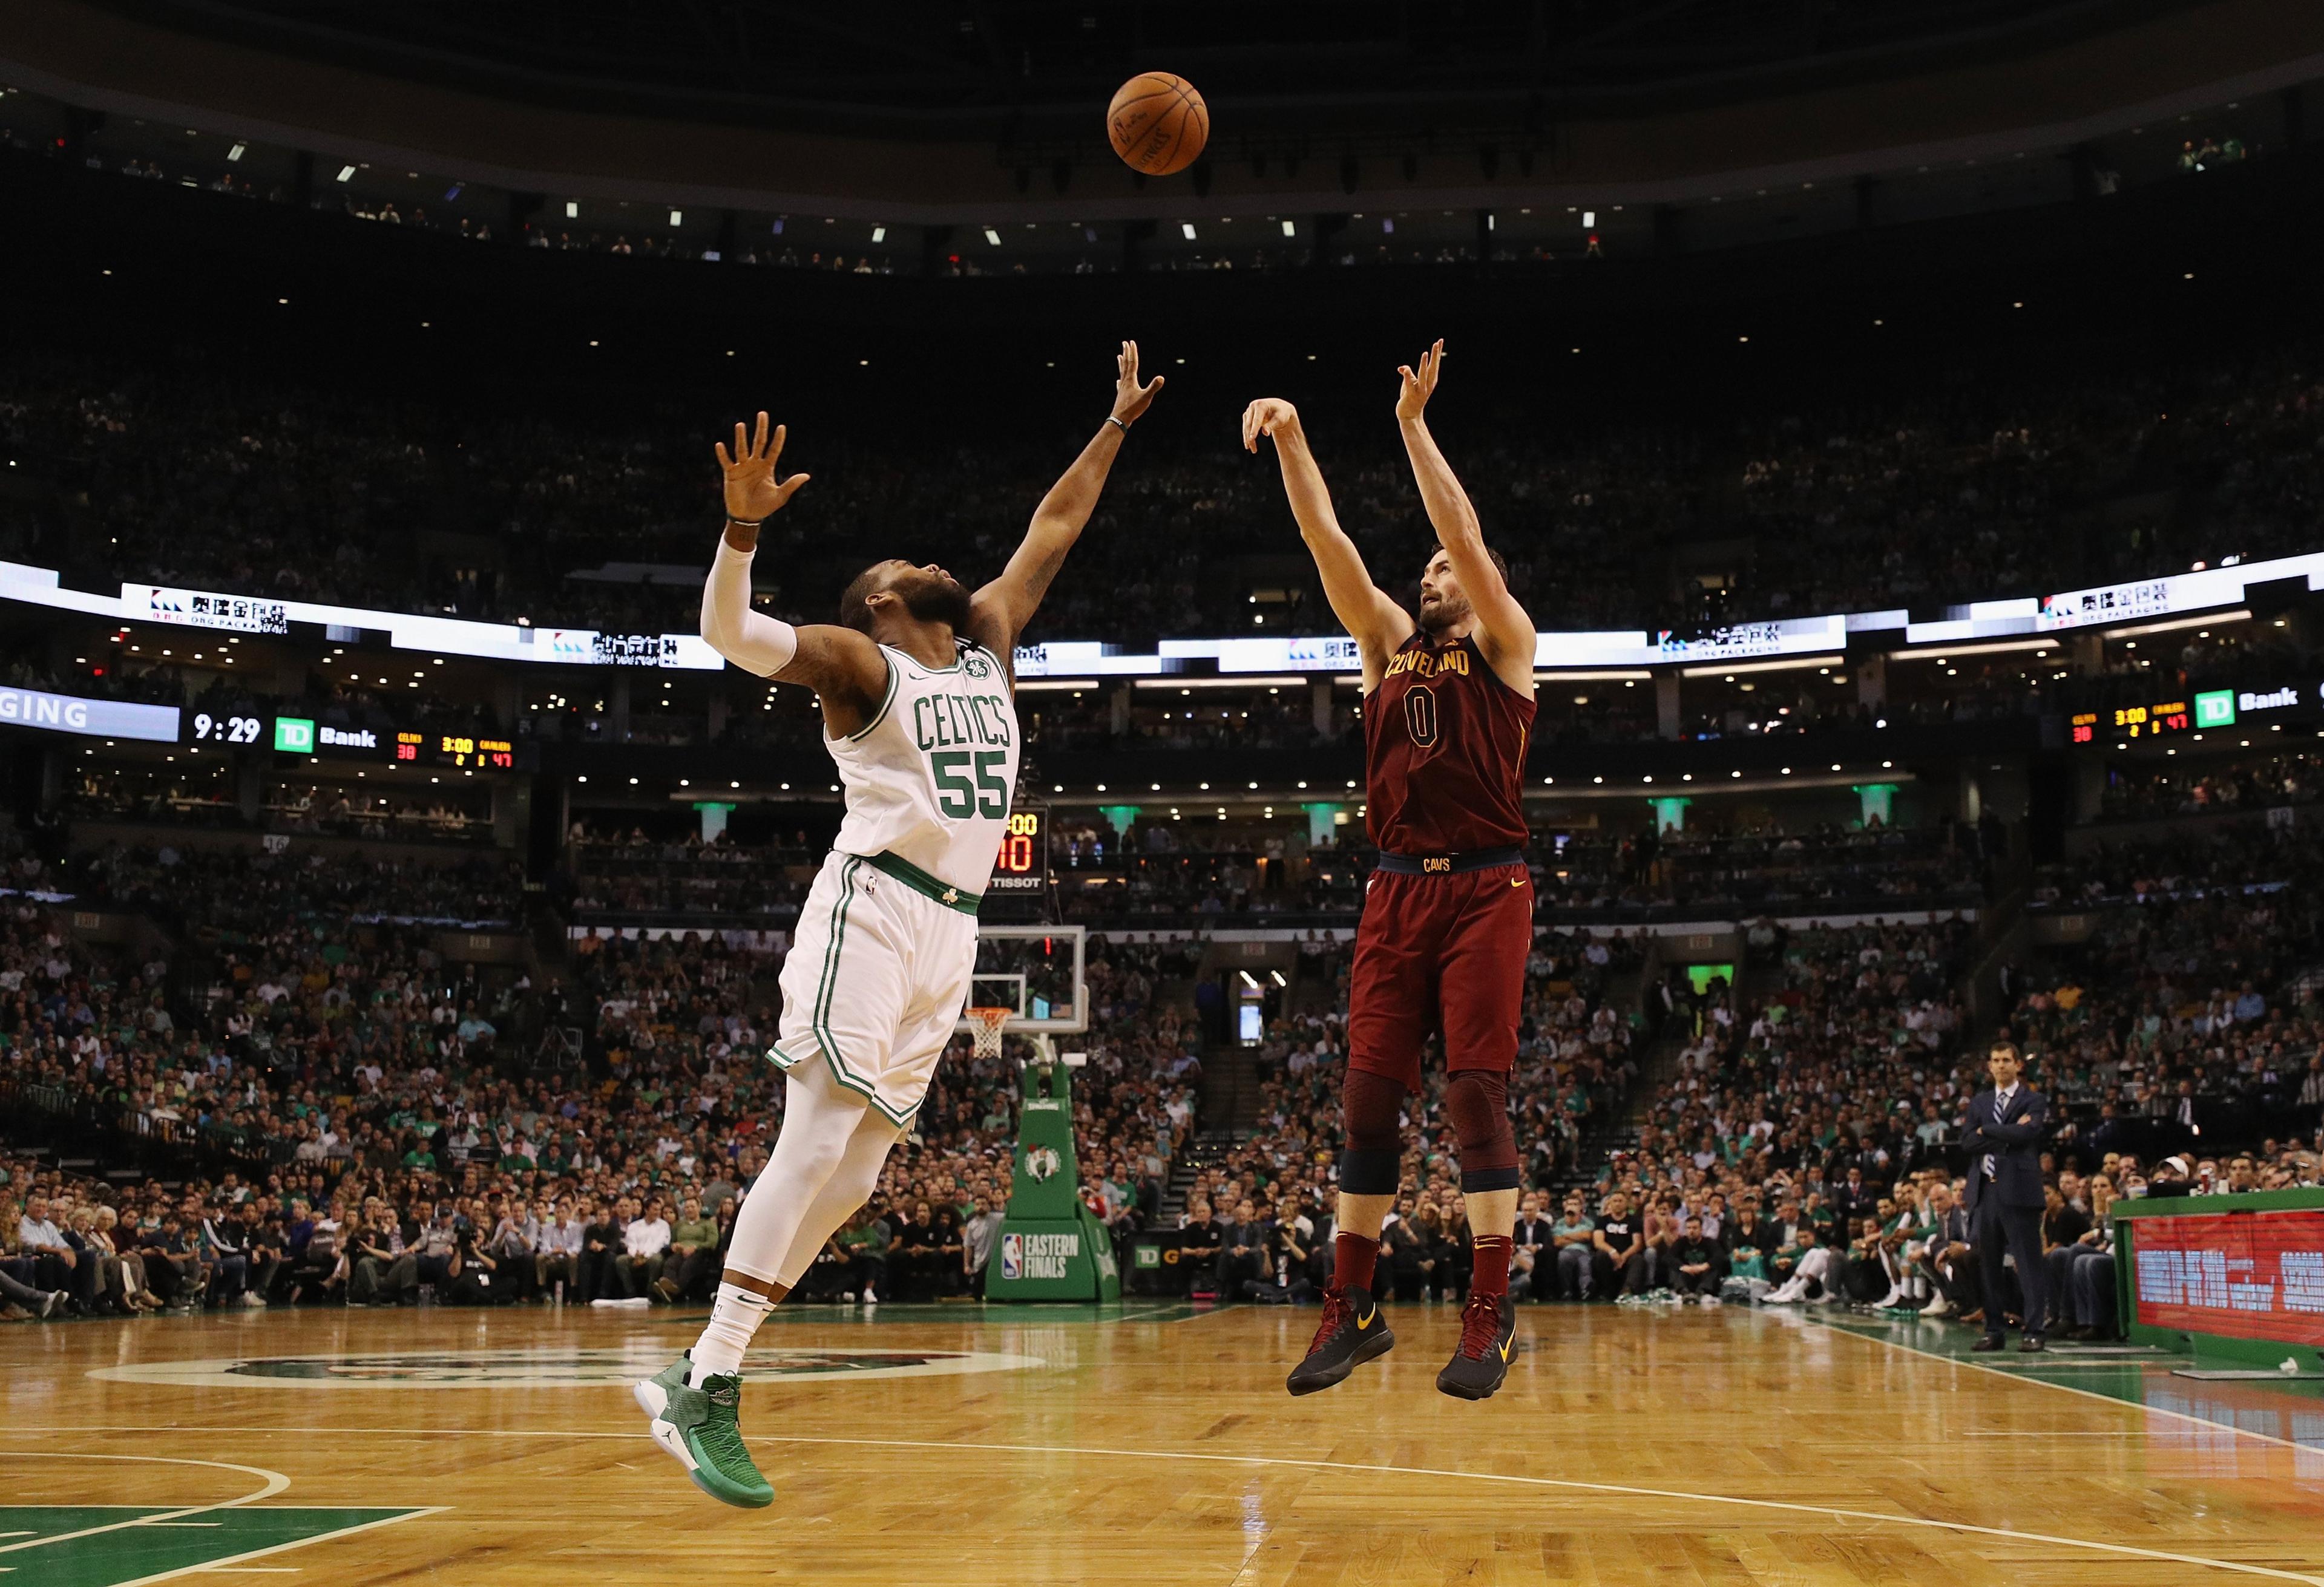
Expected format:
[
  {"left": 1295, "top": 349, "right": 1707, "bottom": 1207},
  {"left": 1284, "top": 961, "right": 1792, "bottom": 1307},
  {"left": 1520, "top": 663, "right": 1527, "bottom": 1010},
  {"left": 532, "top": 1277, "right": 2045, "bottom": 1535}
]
[{"left": 827, "top": 638, "right": 1019, "bottom": 895}]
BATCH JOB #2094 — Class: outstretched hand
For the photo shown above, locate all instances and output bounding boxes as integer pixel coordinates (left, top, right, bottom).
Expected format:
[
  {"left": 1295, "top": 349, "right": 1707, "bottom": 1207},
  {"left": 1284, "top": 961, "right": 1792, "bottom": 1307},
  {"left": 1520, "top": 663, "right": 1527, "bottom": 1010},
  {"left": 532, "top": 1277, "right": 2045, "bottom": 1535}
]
[
  {"left": 1112, "top": 341, "right": 1166, "bottom": 427},
  {"left": 1241, "top": 398, "right": 1299, "bottom": 452},
  {"left": 714, "top": 411, "right": 811, "bottom": 523},
  {"left": 1396, "top": 338, "right": 1445, "bottom": 422}
]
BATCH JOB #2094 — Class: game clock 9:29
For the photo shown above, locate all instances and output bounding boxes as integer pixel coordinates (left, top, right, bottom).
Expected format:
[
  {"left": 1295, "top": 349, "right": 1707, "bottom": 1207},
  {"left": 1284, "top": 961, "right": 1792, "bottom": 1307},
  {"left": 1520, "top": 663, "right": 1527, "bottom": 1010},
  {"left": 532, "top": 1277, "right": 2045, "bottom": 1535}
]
[{"left": 190, "top": 712, "right": 263, "bottom": 745}]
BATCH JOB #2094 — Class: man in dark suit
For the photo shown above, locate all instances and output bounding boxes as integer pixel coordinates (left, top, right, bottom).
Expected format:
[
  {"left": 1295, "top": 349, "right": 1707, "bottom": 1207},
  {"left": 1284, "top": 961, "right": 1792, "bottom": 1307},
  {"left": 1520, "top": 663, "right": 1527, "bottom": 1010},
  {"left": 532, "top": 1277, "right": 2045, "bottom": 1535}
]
[
  {"left": 1961, "top": 1041, "right": 2050, "bottom": 1352},
  {"left": 1216, "top": 1197, "right": 1270, "bottom": 1298}
]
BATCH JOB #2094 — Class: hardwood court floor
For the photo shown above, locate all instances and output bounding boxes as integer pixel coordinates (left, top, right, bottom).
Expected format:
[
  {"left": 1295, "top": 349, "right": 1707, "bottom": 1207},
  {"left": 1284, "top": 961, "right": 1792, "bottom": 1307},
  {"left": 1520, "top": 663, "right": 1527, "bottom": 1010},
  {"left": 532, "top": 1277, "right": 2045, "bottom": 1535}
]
[{"left": 8, "top": 1297, "right": 2324, "bottom": 1586}]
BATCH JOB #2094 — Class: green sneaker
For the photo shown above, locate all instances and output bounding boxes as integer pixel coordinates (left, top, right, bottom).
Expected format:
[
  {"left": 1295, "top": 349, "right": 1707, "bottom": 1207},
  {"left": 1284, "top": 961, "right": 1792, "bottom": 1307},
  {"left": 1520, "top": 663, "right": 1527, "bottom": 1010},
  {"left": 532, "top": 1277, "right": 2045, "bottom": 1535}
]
[{"left": 634, "top": 1353, "right": 773, "bottom": 1509}]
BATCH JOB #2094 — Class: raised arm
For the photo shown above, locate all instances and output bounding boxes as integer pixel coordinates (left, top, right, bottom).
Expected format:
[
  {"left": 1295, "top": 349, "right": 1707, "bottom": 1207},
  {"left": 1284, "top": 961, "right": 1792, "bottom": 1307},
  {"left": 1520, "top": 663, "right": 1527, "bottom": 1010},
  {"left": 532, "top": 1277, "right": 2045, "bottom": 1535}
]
[
  {"left": 968, "top": 341, "right": 1164, "bottom": 665},
  {"left": 1395, "top": 340, "right": 1535, "bottom": 694},
  {"left": 702, "top": 411, "right": 889, "bottom": 737},
  {"left": 1241, "top": 398, "right": 1410, "bottom": 688}
]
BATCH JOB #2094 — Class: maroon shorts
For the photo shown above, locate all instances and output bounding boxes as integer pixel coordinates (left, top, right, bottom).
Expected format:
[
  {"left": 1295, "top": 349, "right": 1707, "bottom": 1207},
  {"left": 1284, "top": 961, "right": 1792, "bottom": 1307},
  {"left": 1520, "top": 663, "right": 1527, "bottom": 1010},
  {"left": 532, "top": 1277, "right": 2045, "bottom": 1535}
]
[{"left": 1347, "top": 861, "right": 1531, "bottom": 1090}]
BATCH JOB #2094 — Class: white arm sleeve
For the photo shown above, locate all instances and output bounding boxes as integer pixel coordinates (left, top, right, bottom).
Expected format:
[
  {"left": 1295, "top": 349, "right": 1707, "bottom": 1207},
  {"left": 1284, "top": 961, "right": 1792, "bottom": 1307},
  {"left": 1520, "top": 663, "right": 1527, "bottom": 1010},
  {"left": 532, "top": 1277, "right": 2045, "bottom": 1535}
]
[{"left": 700, "top": 540, "right": 799, "bottom": 676}]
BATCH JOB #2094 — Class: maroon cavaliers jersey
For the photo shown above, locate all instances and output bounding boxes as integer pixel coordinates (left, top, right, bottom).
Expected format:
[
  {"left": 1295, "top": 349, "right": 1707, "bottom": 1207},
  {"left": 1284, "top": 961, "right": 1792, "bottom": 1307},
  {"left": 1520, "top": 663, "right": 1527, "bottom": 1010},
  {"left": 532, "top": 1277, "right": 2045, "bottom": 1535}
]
[{"left": 1364, "top": 632, "right": 1534, "bottom": 854}]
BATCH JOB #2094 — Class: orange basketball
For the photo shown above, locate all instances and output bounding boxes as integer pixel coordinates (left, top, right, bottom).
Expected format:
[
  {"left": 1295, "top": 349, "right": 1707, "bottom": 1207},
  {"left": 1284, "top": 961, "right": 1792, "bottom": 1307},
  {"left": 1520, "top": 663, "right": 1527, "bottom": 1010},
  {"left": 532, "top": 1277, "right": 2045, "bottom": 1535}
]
[{"left": 1106, "top": 72, "right": 1208, "bottom": 176}]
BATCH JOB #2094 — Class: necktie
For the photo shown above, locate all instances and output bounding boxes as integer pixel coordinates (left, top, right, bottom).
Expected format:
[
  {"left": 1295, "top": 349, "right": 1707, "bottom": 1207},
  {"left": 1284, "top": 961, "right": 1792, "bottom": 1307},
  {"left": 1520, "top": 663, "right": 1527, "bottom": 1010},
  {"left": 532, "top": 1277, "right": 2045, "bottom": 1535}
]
[{"left": 1982, "top": 1090, "right": 2007, "bottom": 1180}]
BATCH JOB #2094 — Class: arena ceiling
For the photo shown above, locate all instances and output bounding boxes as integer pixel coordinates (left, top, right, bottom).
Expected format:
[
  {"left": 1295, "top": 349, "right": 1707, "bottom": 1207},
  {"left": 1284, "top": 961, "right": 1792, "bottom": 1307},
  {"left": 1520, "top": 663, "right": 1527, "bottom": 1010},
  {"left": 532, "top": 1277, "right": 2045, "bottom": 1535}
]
[
  {"left": 8, "top": 0, "right": 2323, "bottom": 222},
  {"left": 72, "top": 0, "right": 2219, "bottom": 129}
]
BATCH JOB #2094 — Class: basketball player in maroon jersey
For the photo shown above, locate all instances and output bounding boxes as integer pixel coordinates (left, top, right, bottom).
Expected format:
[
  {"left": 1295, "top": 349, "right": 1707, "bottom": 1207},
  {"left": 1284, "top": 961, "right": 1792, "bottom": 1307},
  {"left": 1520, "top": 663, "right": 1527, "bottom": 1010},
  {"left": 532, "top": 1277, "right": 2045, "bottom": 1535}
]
[{"left": 1242, "top": 339, "right": 1537, "bottom": 1400}]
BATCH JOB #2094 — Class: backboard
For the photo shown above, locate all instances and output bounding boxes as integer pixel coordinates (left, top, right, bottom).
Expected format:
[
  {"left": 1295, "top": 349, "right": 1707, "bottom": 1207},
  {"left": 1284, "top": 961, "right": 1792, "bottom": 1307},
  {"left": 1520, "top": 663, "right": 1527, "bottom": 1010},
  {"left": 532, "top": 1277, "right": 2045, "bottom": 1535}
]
[{"left": 958, "top": 922, "right": 1087, "bottom": 1034}]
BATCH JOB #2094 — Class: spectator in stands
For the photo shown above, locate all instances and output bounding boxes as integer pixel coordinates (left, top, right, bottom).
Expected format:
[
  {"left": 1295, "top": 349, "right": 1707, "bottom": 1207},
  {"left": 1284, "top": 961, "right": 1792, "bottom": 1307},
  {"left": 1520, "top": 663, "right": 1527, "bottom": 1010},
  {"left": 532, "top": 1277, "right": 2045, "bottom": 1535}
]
[
  {"left": 1667, "top": 1217, "right": 1727, "bottom": 1303},
  {"left": 1551, "top": 1192, "right": 1597, "bottom": 1301},
  {"left": 1918, "top": 1183, "right": 1977, "bottom": 1319},
  {"left": 663, "top": 1196, "right": 721, "bottom": 1303},
  {"left": 927, "top": 1207, "right": 967, "bottom": 1298},
  {"left": 16, "top": 1194, "right": 83, "bottom": 1306},
  {"left": 1218, "top": 1197, "right": 1268, "bottom": 1298},
  {"left": 963, "top": 1194, "right": 1005, "bottom": 1295},
  {"left": 284, "top": 1199, "right": 344, "bottom": 1304},
  {"left": 1, "top": 1199, "right": 69, "bottom": 1317},
  {"left": 577, "top": 1199, "right": 622, "bottom": 1303},
  {"left": 536, "top": 1198, "right": 583, "bottom": 1301},
  {"left": 1765, "top": 1224, "right": 1842, "bottom": 1305},
  {"left": 830, "top": 1208, "right": 888, "bottom": 1304},
  {"left": 612, "top": 1196, "right": 671, "bottom": 1301},
  {"left": 1509, "top": 1193, "right": 1552, "bottom": 1303},
  {"left": 1593, "top": 1191, "right": 1652, "bottom": 1299},
  {"left": 2056, "top": 1174, "right": 2122, "bottom": 1340},
  {"left": 197, "top": 1197, "right": 257, "bottom": 1309},
  {"left": 1722, "top": 1202, "right": 1771, "bottom": 1288},
  {"left": 349, "top": 1205, "right": 412, "bottom": 1306},
  {"left": 136, "top": 1212, "right": 206, "bottom": 1311},
  {"left": 88, "top": 1206, "right": 159, "bottom": 1312}
]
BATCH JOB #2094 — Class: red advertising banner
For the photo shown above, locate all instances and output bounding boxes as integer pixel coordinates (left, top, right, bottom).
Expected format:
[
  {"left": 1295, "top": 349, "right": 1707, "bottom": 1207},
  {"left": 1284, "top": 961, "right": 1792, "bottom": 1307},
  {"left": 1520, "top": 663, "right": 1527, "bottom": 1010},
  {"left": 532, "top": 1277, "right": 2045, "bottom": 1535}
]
[{"left": 2131, "top": 1210, "right": 2324, "bottom": 1346}]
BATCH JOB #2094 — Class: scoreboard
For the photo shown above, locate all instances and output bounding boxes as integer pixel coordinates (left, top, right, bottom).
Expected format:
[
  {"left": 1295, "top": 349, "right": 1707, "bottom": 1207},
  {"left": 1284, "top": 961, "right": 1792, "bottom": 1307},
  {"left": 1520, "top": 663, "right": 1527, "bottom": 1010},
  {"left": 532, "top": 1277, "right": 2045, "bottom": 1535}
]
[
  {"left": 990, "top": 808, "right": 1048, "bottom": 894},
  {"left": 399, "top": 731, "right": 517, "bottom": 770},
  {"left": 2110, "top": 698, "right": 2193, "bottom": 740},
  {"left": 186, "top": 712, "right": 518, "bottom": 770},
  {"left": 2067, "top": 701, "right": 2194, "bottom": 744},
  {"left": 2073, "top": 681, "right": 2324, "bottom": 746}
]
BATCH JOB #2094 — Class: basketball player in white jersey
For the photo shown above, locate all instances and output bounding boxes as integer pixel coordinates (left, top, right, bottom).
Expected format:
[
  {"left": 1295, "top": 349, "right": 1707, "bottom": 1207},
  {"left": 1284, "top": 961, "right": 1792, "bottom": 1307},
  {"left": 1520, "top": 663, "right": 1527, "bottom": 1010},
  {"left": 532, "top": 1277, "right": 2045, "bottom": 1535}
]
[{"left": 636, "top": 344, "right": 1164, "bottom": 1508}]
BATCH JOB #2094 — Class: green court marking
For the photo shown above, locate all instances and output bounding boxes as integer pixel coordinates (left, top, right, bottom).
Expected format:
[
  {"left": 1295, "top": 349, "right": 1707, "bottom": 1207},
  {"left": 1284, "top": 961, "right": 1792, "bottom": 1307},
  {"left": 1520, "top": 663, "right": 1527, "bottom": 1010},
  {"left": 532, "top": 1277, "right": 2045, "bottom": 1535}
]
[{"left": 0, "top": 1505, "right": 427, "bottom": 1586}]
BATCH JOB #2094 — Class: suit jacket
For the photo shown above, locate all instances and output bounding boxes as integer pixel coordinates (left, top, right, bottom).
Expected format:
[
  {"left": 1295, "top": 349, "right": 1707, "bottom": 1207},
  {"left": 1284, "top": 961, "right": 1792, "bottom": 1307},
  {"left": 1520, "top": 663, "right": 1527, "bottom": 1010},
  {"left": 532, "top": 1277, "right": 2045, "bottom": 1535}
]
[{"left": 1961, "top": 1085, "right": 2047, "bottom": 1211}]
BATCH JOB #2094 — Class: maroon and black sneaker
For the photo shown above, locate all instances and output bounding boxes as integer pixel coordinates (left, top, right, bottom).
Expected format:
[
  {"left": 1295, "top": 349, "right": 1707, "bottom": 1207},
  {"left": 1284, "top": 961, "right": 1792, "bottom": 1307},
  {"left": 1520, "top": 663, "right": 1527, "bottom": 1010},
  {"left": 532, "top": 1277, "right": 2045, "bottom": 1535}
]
[
  {"left": 1285, "top": 1285, "right": 1394, "bottom": 1396},
  {"left": 1436, "top": 1292, "right": 1517, "bottom": 1401}
]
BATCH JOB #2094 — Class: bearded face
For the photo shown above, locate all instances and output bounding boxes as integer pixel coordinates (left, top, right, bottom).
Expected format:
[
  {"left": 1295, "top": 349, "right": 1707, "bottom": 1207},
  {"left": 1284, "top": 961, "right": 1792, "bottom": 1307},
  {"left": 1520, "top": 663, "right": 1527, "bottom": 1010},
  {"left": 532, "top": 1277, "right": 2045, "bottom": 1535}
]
[
  {"left": 1417, "top": 552, "right": 1472, "bottom": 637},
  {"left": 894, "top": 566, "right": 973, "bottom": 630}
]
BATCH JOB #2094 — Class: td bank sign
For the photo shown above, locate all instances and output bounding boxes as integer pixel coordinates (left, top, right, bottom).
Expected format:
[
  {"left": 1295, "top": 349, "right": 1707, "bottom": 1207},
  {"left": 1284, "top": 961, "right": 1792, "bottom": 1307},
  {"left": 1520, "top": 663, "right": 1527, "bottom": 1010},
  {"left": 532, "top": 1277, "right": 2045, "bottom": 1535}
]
[{"left": 2192, "top": 684, "right": 2316, "bottom": 729}]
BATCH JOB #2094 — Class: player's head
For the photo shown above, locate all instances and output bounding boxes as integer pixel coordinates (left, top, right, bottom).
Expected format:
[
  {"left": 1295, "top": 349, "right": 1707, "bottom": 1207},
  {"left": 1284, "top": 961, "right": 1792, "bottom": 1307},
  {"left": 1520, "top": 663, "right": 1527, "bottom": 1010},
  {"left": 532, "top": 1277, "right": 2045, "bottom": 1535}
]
[
  {"left": 839, "top": 559, "right": 973, "bottom": 636},
  {"left": 1416, "top": 545, "right": 1509, "bottom": 638}
]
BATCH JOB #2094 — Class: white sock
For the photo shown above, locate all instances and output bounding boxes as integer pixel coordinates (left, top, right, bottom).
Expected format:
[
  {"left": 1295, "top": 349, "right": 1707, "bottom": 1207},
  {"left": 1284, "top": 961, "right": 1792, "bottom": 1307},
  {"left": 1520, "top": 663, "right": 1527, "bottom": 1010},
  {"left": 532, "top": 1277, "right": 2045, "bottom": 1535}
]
[{"left": 691, "top": 1283, "right": 776, "bottom": 1382}]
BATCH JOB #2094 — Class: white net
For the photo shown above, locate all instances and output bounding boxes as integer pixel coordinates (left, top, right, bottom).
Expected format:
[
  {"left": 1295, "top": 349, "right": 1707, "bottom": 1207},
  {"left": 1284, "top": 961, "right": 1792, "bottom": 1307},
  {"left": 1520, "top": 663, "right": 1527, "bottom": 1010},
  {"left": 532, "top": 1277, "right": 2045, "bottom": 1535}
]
[{"left": 965, "top": 1006, "right": 1013, "bottom": 1060}]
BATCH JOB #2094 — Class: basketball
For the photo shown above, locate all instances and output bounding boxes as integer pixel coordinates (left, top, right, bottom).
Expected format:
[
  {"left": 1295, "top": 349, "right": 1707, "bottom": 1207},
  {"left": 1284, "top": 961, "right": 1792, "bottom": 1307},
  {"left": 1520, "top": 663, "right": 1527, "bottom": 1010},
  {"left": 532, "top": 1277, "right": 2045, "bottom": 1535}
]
[{"left": 1106, "top": 71, "right": 1208, "bottom": 176}]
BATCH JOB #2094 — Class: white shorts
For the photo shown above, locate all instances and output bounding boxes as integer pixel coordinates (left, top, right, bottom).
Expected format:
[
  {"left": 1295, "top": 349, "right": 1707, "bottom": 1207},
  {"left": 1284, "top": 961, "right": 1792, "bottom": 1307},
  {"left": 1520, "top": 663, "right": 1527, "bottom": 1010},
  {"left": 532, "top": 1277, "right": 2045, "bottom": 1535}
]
[{"left": 770, "top": 852, "right": 979, "bottom": 1126}]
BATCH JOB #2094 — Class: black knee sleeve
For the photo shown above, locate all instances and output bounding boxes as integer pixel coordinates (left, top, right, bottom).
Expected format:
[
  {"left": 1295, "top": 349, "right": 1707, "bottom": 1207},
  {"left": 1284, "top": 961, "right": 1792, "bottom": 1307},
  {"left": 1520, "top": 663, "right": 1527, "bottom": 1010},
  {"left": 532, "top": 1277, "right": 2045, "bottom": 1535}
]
[
  {"left": 1339, "top": 1069, "right": 1405, "bottom": 1196},
  {"left": 1445, "top": 1070, "right": 1520, "bottom": 1193}
]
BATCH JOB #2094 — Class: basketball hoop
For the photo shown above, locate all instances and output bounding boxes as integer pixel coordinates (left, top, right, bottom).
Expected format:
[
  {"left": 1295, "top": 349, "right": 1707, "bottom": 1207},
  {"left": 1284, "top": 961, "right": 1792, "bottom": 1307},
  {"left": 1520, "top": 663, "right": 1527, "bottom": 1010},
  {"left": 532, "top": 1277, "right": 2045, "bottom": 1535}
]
[{"left": 965, "top": 1006, "right": 1012, "bottom": 1061}]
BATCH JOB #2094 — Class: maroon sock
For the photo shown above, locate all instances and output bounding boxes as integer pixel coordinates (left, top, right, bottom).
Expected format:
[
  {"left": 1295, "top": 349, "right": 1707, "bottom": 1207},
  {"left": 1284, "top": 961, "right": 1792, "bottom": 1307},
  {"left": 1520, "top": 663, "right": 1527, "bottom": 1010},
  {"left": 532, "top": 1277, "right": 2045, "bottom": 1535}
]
[
  {"left": 1471, "top": 1235, "right": 1512, "bottom": 1298},
  {"left": 1334, "top": 1231, "right": 1379, "bottom": 1295}
]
